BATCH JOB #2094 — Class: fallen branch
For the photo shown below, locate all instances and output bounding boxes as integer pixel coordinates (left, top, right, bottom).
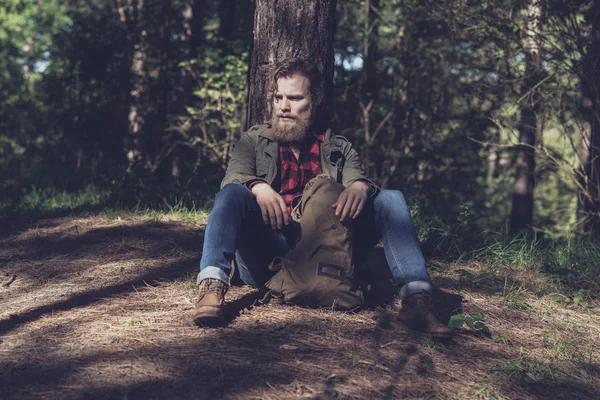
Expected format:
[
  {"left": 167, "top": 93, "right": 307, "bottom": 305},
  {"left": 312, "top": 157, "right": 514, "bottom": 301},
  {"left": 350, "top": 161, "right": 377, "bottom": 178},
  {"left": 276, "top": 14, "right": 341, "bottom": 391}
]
[{"left": 2, "top": 274, "right": 16, "bottom": 288}]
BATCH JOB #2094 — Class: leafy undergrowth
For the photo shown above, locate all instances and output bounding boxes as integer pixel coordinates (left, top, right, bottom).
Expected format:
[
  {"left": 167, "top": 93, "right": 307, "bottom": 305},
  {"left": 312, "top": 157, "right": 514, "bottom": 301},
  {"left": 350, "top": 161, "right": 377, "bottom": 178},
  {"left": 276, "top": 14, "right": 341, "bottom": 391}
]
[{"left": 0, "top": 212, "right": 599, "bottom": 399}]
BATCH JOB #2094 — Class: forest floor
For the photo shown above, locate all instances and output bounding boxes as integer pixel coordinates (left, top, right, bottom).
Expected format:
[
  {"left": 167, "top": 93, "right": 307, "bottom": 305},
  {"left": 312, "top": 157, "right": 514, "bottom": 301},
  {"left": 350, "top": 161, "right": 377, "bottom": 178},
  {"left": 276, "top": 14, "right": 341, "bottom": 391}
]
[{"left": 1, "top": 211, "right": 599, "bottom": 400}]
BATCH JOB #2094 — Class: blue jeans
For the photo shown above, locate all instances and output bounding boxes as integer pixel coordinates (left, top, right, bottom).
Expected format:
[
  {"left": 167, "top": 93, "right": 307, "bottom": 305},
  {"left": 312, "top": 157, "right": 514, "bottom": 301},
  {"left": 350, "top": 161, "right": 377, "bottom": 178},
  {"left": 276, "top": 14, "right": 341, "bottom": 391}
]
[{"left": 198, "top": 183, "right": 432, "bottom": 299}]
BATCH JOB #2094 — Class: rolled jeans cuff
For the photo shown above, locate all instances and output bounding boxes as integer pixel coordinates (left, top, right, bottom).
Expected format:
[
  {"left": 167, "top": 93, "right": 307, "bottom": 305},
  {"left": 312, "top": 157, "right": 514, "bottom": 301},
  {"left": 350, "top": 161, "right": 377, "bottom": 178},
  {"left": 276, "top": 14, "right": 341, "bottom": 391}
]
[
  {"left": 197, "top": 266, "right": 230, "bottom": 286},
  {"left": 399, "top": 280, "right": 432, "bottom": 300}
]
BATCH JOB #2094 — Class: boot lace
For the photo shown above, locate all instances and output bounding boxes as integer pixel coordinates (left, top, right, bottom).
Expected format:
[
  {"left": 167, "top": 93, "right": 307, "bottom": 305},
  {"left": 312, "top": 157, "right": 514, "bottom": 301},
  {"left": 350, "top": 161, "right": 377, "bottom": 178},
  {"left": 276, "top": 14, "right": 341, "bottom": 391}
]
[
  {"left": 198, "top": 279, "right": 226, "bottom": 300},
  {"left": 404, "top": 292, "right": 433, "bottom": 315}
]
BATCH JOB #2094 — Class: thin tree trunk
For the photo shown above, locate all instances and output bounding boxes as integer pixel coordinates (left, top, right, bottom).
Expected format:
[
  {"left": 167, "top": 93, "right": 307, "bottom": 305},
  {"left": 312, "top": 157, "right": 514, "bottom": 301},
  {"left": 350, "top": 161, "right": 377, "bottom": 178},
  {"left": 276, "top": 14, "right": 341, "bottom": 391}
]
[
  {"left": 219, "top": 0, "right": 236, "bottom": 53},
  {"left": 124, "top": 0, "right": 149, "bottom": 166},
  {"left": 247, "top": 0, "right": 337, "bottom": 130},
  {"left": 577, "top": 0, "right": 600, "bottom": 236},
  {"left": 510, "top": 0, "right": 543, "bottom": 234},
  {"left": 150, "top": 0, "right": 172, "bottom": 173},
  {"left": 360, "top": 0, "right": 379, "bottom": 183},
  {"left": 240, "top": 0, "right": 255, "bottom": 133},
  {"left": 171, "top": 0, "right": 203, "bottom": 176}
]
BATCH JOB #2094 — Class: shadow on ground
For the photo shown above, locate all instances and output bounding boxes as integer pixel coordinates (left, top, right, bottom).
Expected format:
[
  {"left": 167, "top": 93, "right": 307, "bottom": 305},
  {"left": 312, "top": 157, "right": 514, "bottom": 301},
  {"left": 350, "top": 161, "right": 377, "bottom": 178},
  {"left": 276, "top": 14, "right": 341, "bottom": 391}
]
[{"left": 1, "top": 215, "right": 598, "bottom": 399}]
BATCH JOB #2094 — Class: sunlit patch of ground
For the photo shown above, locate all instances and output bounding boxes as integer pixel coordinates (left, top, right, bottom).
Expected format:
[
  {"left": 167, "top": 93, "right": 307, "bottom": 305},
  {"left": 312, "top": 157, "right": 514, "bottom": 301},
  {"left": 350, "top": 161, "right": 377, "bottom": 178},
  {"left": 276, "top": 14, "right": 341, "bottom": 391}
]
[{"left": 1, "top": 212, "right": 599, "bottom": 399}]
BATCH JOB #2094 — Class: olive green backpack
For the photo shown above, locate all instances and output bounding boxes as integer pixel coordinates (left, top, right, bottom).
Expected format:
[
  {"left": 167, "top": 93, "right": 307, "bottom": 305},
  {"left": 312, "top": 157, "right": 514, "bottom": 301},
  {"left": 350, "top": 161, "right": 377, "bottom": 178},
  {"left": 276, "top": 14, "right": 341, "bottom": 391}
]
[{"left": 265, "top": 175, "right": 364, "bottom": 310}]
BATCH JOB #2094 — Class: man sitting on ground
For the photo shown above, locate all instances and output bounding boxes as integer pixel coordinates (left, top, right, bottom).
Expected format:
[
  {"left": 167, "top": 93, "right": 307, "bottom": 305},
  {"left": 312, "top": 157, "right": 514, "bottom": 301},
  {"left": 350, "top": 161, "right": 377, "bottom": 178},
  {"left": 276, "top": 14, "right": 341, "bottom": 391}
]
[{"left": 192, "top": 57, "right": 450, "bottom": 339}]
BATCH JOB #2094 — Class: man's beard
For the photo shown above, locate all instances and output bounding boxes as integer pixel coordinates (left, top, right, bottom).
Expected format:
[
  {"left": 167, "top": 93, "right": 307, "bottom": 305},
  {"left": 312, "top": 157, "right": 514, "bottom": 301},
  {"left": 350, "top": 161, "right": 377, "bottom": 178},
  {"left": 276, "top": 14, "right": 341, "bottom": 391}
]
[{"left": 271, "top": 110, "right": 312, "bottom": 144}]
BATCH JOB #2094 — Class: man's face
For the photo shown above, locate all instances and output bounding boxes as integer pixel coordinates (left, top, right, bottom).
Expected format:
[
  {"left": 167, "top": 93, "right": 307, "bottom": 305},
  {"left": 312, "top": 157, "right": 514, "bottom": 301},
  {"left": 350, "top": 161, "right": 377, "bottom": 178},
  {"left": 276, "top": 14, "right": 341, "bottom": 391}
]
[{"left": 271, "top": 74, "right": 314, "bottom": 143}]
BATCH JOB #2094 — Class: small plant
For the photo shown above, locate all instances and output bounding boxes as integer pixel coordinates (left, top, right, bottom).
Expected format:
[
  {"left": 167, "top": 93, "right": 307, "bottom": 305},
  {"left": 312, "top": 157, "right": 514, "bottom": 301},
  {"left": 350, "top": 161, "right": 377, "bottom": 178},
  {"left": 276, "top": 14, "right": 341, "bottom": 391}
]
[
  {"left": 164, "top": 243, "right": 186, "bottom": 257},
  {"left": 447, "top": 312, "right": 490, "bottom": 334},
  {"left": 492, "top": 333, "right": 511, "bottom": 345},
  {"left": 127, "top": 317, "right": 141, "bottom": 326},
  {"left": 489, "top": 352, "right": 572, "bottom": 382},
  {"left": 473, "top": 385, "right": 501, "bottom": 400},
  {"left": 502, "top": 280, "right": 532, "bottom": 311},
  {"left": 539, "top": 331, "right": 551, "bottom": 344},
  {"left": 420, "top": 334, "right": 437, "bottom": 350},
  {"left": 572, "top": 289, "right": 587, "bottom": 306},
  {"left": 183, "top": 277, "right": 197, "bottom": 294}
]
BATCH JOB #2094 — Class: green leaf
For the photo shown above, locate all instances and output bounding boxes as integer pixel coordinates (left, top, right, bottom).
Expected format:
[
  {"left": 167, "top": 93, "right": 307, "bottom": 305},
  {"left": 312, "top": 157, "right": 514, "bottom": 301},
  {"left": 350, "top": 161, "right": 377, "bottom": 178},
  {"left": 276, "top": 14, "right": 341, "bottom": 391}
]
[
  {"left": 448, "top": 314, "right": 465, "bottom": 331},
  {"left": 465, "top": 318, "right": 475, "bottom": 329}
]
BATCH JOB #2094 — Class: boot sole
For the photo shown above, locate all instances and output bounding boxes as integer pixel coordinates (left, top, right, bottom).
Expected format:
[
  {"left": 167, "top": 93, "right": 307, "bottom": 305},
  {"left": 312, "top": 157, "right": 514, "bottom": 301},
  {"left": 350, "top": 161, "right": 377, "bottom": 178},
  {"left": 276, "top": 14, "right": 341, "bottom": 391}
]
[
  {"left": 193, "top": 315, "right": 225, "bottom": 325},
  {"left": 193, "top": 309, "right": 225, "bottom": 325}
]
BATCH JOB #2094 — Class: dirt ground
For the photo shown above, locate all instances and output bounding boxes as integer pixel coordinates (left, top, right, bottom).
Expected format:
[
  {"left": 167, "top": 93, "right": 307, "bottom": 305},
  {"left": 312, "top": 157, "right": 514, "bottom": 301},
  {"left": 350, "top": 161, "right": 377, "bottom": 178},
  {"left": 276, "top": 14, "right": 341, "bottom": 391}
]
[{"left": 1, "top": 213, "right": 599, "bottom": 399}]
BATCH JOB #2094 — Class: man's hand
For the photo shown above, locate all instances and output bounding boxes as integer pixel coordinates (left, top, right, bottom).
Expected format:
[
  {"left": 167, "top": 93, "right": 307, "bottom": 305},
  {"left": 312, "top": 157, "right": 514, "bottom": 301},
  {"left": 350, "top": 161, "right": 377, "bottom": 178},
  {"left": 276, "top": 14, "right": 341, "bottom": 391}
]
[
  {"left": 252, "top": 183, "right": 290, "bottom": 229},
  {"left": 332, "top": 180, "right": 369, "bottom": 221}
]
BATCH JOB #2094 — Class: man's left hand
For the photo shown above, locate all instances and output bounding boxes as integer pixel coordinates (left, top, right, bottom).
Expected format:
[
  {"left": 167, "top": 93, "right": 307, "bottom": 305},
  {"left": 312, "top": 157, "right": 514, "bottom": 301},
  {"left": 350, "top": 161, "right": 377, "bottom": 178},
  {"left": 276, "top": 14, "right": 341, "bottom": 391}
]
[{"left": 332, "top": 181, "right": 369, "bottom": 221}]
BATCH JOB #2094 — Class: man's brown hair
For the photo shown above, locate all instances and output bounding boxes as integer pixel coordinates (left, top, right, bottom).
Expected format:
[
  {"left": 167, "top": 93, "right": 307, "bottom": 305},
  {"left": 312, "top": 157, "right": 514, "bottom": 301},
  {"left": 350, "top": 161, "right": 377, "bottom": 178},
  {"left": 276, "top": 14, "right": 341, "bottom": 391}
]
[{"left": 271, "top": 58, "right": 324, "bottom": 109}]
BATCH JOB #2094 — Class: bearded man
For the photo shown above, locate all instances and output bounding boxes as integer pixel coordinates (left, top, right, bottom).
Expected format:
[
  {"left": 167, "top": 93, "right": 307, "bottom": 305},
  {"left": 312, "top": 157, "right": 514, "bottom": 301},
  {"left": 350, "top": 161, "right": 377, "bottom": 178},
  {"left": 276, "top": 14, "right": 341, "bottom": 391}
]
[{"left": 193, "top": 58, "right": 451, "bottom": 338}]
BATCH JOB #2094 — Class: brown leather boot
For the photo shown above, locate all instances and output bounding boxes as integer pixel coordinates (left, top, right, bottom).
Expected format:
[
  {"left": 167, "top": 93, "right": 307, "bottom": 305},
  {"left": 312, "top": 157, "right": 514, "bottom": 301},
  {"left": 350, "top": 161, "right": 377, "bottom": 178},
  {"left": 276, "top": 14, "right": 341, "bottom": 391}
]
[
  {"left": 193, "top": 278, "right": 227, "bottom": 325},
  {"left": 398, "top": 292, "right": 452, "bottom": 339}
]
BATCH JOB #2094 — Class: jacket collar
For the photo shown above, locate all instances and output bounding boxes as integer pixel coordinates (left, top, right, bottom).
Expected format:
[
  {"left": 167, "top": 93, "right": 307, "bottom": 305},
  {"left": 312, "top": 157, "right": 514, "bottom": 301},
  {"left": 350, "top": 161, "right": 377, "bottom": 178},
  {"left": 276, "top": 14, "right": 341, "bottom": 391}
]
[{"left": 258, "top": 125, "right": 335, "bottom": 161}]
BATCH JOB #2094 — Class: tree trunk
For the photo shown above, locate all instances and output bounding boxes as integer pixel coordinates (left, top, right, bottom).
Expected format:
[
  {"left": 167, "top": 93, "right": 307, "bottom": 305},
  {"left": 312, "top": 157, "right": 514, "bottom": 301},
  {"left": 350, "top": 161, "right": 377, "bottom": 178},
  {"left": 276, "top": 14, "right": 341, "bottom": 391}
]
[
  {"left": 124, "top": 0, "right": 149, "bottom": 166},
  {"left": 246, "top": 0, "right": 337, "bottom": 131},
  {"left": 510, "top": 0, "right": 543, "bottom": 234},
  {"left": 577, "top": 0, "right": 600, "bottom": 236},
  {"left": 219, "top": 0, "right": 236, "bottom": 52},
  {"left": 360, "top": 0, "right": 379, "bottom": 183},
  {"left": 149, "top": 0, "right": 172, "bottom": 173},
  {"left": 238, "top": 0, "right": 254, "bottom": 135}
]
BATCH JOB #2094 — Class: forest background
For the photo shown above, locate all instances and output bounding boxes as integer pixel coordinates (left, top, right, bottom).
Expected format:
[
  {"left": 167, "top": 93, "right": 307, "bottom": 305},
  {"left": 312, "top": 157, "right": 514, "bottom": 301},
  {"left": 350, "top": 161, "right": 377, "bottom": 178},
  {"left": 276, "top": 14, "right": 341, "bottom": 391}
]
[
  {"left": 1, "top": 0, "right": 600, "bottom": 260},
  {"left": 2, "top": 1, "right": 600, "bottom": 398}
]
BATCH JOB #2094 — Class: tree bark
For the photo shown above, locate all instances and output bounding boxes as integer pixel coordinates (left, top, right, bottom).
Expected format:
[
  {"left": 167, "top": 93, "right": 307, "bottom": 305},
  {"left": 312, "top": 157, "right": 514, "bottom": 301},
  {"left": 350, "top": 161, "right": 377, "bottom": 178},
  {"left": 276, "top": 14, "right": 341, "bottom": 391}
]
[
  {"left": 360, "top": 0, "right": 380, "bottom": 183},
  {"left": 510, "top": 0, "right": 543, "bottom": 234},
  {"left": 246, "top": 0, "right": 337, "bottom": 131},
  {"left": 123, "top": 0, "right": 149, "bottom": 166},
  {"left": 149, "top": 0, "right": 172, "bottom": 173},
  {"left": 576, "top": 0, "right": 600, "bottom": 236}
]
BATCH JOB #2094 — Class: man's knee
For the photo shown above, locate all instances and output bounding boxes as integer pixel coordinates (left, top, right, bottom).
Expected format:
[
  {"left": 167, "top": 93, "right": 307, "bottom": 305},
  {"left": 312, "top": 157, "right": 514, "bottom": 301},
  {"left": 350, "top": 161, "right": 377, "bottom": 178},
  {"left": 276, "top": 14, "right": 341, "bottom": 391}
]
[
  {"left": 375, "top": 189, "right": 408, "bottom": 207},
  {"left": 216, "top": 183, "right": 253, "bottom": 205}
]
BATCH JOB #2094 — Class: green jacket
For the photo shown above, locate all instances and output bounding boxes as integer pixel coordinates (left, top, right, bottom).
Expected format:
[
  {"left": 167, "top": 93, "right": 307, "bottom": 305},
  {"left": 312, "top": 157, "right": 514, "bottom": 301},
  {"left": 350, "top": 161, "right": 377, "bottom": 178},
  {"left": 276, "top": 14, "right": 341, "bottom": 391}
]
[{"left": 221, "top": 124, "right": 378, "bottom": 193}]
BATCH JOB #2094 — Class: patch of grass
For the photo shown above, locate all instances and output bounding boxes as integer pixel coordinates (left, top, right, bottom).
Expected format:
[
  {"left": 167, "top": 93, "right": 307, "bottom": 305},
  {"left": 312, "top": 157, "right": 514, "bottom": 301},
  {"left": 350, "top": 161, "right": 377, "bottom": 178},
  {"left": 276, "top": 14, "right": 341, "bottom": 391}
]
[
  {"left": 483, "top": 234, "right": 547, "bottom": 270},
  {"left": 474, "top": 234, "right": 600, "bottom": 299},
  {"left": 412, "top": 202, "right": 482, "bottom": 260},
  {"left": 543, "top": 237, "right": 600, "bottom": 292},
  {"left": 183, "top": 276, "right": 198, "bottom": 294},
  {"left": 163, "top": 242, "right": 186, "bottom": 257},
  {"left": 99, "top": 198, "right": 211, "bottom": 225},
  {"left": 7, "top": 185, "right": 110, "bottom": 214},
  {"left": 420, "top": 334, "right": 436, "bottom": 350},
  {"left": 5, "top": 183, "right": 212, "bottom": 223},
  {"left": 489, "top": 352, "right": 574, "bottom": 383},
  {"left": 542, "top": 329, "right": 585, "bottom": 363},
  {"left": 473, "top": 385, "right": 503, "bottom": 400},
  {"left": 501, "top": 281, "right": 532, "bottom": 311},
  {"left": 127, "top": 317, "right": 142, "bottom": 326},
  {"left": 492, "top": 333, "right": 511, "bottom": 345}
]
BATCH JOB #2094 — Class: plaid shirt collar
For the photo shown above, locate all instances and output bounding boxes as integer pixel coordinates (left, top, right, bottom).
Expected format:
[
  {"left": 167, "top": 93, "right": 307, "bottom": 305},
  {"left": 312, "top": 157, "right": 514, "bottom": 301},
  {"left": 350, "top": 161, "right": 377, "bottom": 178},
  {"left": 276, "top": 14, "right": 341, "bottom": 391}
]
[{"left": 311, "top": 130, "right": 325, "bottom": 143}]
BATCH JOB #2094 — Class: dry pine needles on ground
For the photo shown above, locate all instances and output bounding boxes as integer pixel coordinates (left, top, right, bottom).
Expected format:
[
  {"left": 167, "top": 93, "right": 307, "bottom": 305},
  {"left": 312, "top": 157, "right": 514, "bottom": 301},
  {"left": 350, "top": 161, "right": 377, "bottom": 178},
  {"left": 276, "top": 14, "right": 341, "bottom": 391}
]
[{"left": 0, "top": 213, "right": 599, "bottom": 399}]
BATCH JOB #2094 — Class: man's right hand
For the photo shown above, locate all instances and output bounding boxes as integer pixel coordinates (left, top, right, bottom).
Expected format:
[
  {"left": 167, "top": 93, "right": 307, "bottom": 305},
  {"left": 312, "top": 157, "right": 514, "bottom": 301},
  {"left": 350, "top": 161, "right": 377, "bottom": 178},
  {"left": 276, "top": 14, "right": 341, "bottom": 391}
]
[{"left": 251, "top": 183, "right": 290, "bottom": 229}]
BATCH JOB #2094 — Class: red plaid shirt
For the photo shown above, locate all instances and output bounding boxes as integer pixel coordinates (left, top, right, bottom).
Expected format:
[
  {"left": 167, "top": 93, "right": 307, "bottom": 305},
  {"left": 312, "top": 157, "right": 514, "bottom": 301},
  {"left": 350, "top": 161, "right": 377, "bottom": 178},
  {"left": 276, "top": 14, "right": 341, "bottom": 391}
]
[
  {"left": 277, "top": 131, "right": 324, "bottom": 213},
  {"left": 249, "top": 131, "right": 324, "bottom": 214}
]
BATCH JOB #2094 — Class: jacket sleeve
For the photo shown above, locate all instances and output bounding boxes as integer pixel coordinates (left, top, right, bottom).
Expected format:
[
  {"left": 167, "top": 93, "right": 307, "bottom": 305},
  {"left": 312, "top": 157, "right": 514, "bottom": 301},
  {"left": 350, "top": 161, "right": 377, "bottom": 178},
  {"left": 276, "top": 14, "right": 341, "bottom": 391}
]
[
  {"left": 340, "top": 139, "right": 379, "bottom": 195},
  {"left": 220, "top": 132, "right": 259, "bottom": 189}
]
